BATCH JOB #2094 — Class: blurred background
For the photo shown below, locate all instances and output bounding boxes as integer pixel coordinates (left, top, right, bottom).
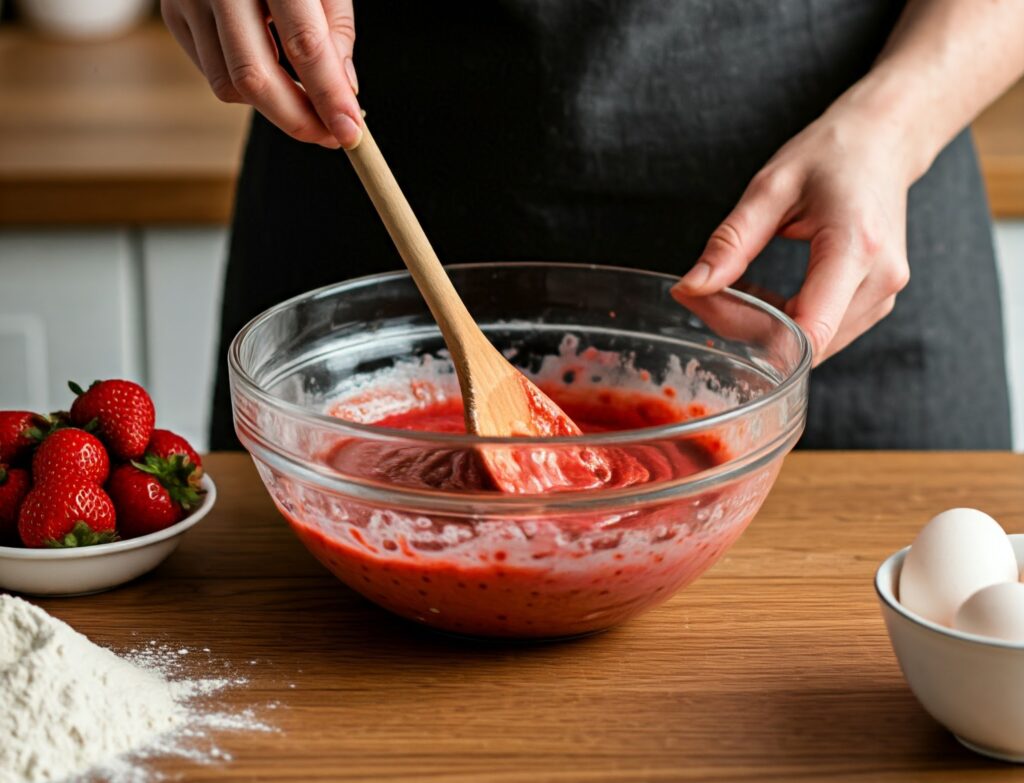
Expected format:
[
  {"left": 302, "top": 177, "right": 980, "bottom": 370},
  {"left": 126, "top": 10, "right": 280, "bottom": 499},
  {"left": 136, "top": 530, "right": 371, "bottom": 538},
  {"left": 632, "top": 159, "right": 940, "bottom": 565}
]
[{"left": 0, "top": 1, "right": 1022, "bottom": 451}]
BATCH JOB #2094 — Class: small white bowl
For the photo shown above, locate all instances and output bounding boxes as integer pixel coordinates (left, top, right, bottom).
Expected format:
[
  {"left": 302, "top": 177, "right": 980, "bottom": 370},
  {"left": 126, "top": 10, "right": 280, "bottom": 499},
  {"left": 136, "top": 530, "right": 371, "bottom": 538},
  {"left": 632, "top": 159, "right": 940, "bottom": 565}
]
[
  {"left": 877, "top": 534, "right": 1024, "bottom": 762},
  {"left": 0, "top": 474, "right": 215, "bottom": 597}
]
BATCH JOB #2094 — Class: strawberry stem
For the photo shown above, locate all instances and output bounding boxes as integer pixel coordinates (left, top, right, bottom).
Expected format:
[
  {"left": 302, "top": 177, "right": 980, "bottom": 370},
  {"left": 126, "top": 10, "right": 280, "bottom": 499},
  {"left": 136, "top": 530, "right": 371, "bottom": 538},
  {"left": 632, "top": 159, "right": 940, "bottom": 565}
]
[
  {"left": 24, "top": 412, "right": 72, "bottom": 444},
  {"left": 131, "top": 454, "right": 205, "bottom": 511}
]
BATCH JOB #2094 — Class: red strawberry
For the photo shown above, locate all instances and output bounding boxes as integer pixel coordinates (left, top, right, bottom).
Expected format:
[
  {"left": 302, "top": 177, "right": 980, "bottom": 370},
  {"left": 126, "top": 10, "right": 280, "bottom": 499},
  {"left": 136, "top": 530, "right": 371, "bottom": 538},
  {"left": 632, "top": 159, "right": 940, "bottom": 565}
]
[
  {"left": 32, "top": 428, "right": 110, "bottom": 486},
  {"left": 18, "top": 480, "right": 117, "bottom": 548},
  {"left": 107, "top": 458, "right": 203, "bottom": 539},
  {"left": 0, "top": 411, "right": 44, "bottom": 465},
  {"left": 69, "top": 380, "right": 155, "bottom": 460},
  {"left": 0, "top": 465, "right": 31, "bottom": 545},
  {"left": 146, "top": 429, "right": 203, "bottom": 477}
]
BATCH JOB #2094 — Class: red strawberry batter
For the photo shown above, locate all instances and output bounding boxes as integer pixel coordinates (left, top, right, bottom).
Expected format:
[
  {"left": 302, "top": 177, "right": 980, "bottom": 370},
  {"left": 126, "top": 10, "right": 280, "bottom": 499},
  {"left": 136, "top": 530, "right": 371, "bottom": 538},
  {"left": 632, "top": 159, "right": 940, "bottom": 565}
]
[{"left": 280, "top": 385, "right": 770, "bottom": 638}]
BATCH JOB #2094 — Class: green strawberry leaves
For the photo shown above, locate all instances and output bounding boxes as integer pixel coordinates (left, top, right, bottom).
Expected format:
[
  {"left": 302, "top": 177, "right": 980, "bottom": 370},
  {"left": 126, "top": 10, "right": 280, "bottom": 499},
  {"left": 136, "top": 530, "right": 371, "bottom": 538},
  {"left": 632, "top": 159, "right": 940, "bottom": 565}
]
[
  {"left": 45, "top": 521, "right": 119, "bottom": 548},
  {"left": 131, "top": 453, "right": 205, "bottom": 510},
  {"left": 23, "top": 411, "right": 74, "bottom": 443},
  {"left": 67, "top": 380, "right": 100, "bottom": 397}
]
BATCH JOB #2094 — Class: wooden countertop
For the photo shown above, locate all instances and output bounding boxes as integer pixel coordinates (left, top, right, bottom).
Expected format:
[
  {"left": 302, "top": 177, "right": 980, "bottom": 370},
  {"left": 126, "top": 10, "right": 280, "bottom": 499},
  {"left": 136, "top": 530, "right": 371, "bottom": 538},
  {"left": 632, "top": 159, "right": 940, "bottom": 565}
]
[
  {"left": 28, "top": 450, "right": 1024, "bottom": 782},
  {"left": 0, "top": 23, "right": 1022, "bottom": 225}
]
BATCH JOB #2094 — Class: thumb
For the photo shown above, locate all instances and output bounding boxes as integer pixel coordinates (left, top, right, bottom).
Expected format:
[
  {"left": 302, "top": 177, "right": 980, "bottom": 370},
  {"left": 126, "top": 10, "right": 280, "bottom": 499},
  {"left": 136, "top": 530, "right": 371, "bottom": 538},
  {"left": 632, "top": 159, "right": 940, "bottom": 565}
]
[
  {"left": 673, "top": 173, "right": 793, "bottom": 297},
  {"left": 323, "top": 0, "right": 359, "bottom": 95}
]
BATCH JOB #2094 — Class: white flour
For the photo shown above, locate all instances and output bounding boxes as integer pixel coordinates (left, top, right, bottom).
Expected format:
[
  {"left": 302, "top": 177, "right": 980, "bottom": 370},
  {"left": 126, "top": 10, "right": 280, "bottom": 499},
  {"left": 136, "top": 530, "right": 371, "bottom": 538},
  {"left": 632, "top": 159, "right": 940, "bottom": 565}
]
[{"left": 0, "top": 595, "right": 273, "bottom": 783}]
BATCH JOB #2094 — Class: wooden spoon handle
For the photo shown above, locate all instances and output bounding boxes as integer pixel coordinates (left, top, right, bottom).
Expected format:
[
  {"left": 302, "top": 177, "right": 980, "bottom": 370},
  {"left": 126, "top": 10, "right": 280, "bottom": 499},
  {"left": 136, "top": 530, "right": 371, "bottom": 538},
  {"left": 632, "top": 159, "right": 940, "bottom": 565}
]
[{"left": 345, "top": 124, "right": 479, "bottom": 359}]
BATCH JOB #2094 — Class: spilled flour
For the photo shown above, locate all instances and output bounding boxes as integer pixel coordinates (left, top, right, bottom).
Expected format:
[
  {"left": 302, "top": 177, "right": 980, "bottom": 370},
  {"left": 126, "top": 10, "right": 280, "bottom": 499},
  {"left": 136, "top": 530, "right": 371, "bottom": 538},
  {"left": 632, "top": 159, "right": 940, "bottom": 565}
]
[{"left": 0, "top": 595, "right": 274, "bottom": 783}]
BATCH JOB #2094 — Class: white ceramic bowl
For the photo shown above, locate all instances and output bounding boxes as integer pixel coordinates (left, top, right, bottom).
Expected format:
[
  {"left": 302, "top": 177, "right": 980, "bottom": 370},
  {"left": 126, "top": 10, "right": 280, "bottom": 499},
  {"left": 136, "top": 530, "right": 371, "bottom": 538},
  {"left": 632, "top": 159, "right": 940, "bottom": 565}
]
[
  {"left": 877, "top": 534, "right": 1024, "bottom": 762},
  {"left": 0, "top": 474, "right": 215, "bottom": 597}
]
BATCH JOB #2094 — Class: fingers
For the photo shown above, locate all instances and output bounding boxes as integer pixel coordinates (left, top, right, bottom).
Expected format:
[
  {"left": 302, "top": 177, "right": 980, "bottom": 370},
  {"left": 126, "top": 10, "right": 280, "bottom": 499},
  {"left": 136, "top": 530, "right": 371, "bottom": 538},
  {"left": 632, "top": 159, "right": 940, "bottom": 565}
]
[
  {"left": 165, "top": 2, "right": 244, "bottom": 107},
  {"left": 672, "top": 171, "right": 796, "bottom": 297},
  {"left": 190, "top": 9, "right": 241, "bottom": 103},
  {"left": 730, "top": 281, "right": 787, "bottom": 311},
  {"left": 787, "top": 229, "right": 909, "bottom": 363},
  {"left": 266, "top": 0, "right": 362, "bottom": 148},
  {"left": 162, "top": 2, "right": 200, "bottom": 68},
  {"left": 211, "top": 0, "right": 339, "bottom": 148},
  {"left": 669, "top": 289, "right": 786, "bottom": 350},
  {"left": 816, "top": 253, "right": 909, "bottom": 361},
  {"left": 818, "top": 294, "right": 897, "bottom": 362},
  {"left": 784, "top": 227, "right": 869, "bottom": 363},
  {"left": 323, "top": 0, "right": 359, "bottom": 93}
]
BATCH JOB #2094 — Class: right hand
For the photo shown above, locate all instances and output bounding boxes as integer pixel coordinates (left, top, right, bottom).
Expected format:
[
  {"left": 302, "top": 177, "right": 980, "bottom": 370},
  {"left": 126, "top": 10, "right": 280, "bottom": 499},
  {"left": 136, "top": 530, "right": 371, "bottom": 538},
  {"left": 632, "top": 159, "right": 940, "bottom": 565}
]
[{"left": 161, "top": 0, "right": 363, "bottom": 149}]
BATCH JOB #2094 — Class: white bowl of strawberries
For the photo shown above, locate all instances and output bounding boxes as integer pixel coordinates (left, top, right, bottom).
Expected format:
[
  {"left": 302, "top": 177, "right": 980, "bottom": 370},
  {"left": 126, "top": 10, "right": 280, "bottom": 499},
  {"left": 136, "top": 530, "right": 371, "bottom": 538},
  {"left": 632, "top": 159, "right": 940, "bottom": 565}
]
[{"left": 0, "top": 379, "right": 215, "bottom": 597}]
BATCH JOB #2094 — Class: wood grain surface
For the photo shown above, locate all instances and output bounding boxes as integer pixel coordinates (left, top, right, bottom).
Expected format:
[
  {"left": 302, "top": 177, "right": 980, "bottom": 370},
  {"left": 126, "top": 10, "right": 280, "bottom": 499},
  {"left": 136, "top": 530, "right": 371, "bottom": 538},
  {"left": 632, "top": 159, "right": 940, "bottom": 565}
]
[
  {"left": 18, "top": 451, "right": 1024, "bottom": 782},
  {"left": 0, "top": 22, "right": 1021, "bottom": 225}
]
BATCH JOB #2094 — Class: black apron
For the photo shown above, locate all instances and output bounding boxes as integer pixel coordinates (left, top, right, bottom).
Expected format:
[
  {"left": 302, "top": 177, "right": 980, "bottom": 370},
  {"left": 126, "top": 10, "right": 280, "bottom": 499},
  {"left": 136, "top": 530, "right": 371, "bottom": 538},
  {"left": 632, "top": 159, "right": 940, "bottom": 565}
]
[{"left": 211, "top": 0, "right": 1011, "bottom": 450}]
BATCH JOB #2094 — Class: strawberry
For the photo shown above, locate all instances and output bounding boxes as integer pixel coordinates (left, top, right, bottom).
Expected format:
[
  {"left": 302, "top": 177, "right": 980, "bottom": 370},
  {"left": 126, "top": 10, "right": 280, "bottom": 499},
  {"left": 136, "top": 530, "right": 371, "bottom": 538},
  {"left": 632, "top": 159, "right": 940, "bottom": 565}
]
[
  {"left": 0, "top": 465, "right": 31, "bottom": 545},
  {"left": 69, "top": 380, "right": 155, "bottom": 460},
  {"left": 18, "top": 479, "right": 117, "bottom": 548},
  {"left": 146, "top": 429, "right": 203, "bottom": 477},
  {"left": 32, "top": 428, "right": 110, "bottom": 486},
  {"left": 0, "top": 411, "right": 44, "bottom": 465},
  {"left": 107, "top": 457, "right": 202, "bottom": 539}
]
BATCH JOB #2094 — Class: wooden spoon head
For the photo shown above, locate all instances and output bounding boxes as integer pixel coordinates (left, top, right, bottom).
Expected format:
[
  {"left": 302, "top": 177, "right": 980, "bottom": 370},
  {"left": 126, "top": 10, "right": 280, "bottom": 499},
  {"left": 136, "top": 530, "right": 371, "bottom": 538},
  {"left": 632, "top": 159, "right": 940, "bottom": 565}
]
[
  {"left": 462, "top": 344, "right": 647, "bottom": 494},
  {"left": 463, "top": 347, "right": 580, "bottom": 439}
]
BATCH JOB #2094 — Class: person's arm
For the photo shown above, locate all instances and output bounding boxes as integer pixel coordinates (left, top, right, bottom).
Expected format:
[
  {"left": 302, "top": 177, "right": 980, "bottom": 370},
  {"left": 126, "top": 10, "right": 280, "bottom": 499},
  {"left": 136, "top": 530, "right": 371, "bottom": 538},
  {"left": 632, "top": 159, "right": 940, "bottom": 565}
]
[
  {"left": 673, "top": 0, "right": 1024, "bottom": 364},
  {"left": 161, "top": 0, "right": 362, "bottom": 149}
]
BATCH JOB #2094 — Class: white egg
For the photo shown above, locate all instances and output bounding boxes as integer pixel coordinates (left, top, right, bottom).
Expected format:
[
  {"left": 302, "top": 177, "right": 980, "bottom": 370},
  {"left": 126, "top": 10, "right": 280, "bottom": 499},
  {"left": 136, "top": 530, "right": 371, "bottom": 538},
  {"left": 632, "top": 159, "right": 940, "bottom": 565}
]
[
  {"left": 954, "top": 582, "right": 1024, "bottom": 642},
  {"left": 898, "top": 508, "right": 1017, "bottom": 626}
]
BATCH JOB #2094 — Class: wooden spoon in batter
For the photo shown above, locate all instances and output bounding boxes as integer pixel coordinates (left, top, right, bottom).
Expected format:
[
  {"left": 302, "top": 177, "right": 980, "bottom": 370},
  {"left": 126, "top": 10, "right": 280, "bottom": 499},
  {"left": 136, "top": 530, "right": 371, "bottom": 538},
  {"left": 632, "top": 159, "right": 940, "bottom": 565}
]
[{"left": 345, "top": 124, "right": 630, "bottom": 493}]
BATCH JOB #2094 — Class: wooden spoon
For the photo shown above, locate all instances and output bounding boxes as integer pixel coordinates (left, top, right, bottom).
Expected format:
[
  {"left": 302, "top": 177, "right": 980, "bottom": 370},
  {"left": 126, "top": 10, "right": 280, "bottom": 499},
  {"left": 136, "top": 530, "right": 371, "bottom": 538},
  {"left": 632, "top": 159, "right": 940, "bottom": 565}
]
[{"left": 345, "top": 124, "right": 621, "bottom": 493}]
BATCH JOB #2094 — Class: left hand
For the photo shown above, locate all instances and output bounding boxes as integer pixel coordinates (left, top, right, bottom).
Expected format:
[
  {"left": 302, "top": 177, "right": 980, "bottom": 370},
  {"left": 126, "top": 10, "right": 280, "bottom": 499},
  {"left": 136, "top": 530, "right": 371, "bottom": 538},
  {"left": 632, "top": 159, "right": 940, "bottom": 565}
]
[{"left": 671, "top": 100, "right": 912, "bottom": 365}]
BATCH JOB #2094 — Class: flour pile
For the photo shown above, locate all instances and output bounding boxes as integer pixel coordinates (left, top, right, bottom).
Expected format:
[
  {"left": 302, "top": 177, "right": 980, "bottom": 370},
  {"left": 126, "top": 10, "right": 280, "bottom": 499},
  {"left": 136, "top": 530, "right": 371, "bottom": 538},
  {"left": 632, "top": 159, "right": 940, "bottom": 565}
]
[{"left": 0, "top": 595, "right": 271, "bottom": 783}]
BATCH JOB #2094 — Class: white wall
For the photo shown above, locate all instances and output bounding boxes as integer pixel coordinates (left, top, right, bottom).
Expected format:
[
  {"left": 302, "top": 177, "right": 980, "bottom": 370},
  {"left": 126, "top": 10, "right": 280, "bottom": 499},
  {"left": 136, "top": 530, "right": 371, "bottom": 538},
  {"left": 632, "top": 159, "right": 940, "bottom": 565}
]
[{"left": 994, "top": 220, "right": 1024, "bottom": 452}]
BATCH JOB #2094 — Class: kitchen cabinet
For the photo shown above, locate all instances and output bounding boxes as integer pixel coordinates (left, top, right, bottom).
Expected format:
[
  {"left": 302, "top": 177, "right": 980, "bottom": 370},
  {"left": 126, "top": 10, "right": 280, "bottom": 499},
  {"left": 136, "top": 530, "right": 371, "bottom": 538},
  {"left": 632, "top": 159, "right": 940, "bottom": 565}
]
[
  {"left": 995, "top": 220, "right": 1024, "bottom": 452},
  {"left": 0, "top": 228, "right": 226, "bottom": 450},
  {"left": 0, "top": 231, "right": 144, "bottom": 411},
  {"left": 141, "top": 228, "right": 228, "bottom": 450}
]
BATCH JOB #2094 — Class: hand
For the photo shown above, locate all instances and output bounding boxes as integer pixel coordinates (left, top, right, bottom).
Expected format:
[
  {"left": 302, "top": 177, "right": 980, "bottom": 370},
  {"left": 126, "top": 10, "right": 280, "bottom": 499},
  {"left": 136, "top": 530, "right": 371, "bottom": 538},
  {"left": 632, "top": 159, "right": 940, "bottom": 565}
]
[
  {"left": 669, "top": 288, "right": 794, "bottom": 364},
  {"left": 671, "top": 100, "right": 912, "bottom": 365},
  {"left": 161, "top": 0, "right": 362, "bottom": 149}
]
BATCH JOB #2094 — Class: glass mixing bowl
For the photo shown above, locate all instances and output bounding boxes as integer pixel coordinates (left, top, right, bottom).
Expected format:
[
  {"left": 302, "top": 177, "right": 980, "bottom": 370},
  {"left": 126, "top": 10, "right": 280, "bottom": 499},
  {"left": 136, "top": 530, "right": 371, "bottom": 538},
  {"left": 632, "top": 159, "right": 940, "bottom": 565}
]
[{"left": 229, "top": 263, "right": 810, "bottom": 639}]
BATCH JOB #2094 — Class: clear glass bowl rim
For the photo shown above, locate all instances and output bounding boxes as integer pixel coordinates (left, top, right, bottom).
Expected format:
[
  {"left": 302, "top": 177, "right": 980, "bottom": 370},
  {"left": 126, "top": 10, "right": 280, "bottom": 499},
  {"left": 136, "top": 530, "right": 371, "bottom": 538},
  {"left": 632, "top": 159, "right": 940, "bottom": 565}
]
[{"left": 228, "top": 261, "right": 812, "bottom": 448}]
